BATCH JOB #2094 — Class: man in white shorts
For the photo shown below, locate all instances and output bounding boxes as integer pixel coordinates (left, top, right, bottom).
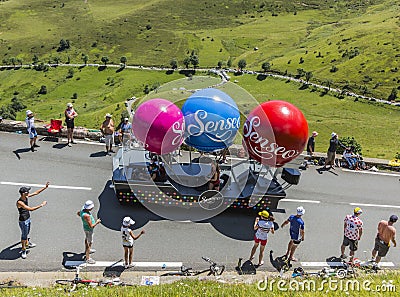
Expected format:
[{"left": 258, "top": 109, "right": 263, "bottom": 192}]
[
  {"left": 100, "top": 113, "right": 115, "bottom": 155},
  {"left": 25, "top": 110, "right": 39, "bottom": 152}
]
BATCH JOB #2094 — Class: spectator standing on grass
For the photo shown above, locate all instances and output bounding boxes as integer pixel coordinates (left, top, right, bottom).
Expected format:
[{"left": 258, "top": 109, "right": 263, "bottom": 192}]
[
  {"left": 372, "top": 215, "right": 397, "bottom": 265},
  {"left": 100, "top": 113, "right": 115, "bottom": 155},
  {"left": 121, "top": 216, "right": 145, "bottom": 269},
  {"left": 77, "top": 200, "right": 101, "bottom": 264},
  {"left": 25, "top": 110, "right": 39, "bottom": 152},
  {"left": 16, "top": 182, "right": 49, "bottom": 259},
  {"left": 249, "top": 210, "right": 274, "bottom": 267},
  {"left": 65, "top": 103, "right": 78, "bottom": 147},
  {"left": 281, "top": 206, "right": 305, "bottom": 262},
  {"left": 322, "top": 132, "right": 346, "bottom": 170},
  {"left": 306, "top": 131, "right": 318, "bottom": 158},
  {"left": 340, "top": 207, "right": 363, "bottom": 263}
]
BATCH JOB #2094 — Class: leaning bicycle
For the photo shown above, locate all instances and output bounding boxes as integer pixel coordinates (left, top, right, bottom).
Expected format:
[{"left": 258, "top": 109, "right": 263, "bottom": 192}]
[
  {"left": 55, "top": 266, "right": 134, "bottom": 292},
  {"left": 161, "top": 257, "right": 225, "bottom": 277}
]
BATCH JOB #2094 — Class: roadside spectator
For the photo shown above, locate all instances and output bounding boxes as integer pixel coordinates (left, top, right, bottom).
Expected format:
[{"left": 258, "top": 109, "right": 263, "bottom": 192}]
[
  {"left": 16, "top": 182, "right": 49, "bottom": 259},
  {"left": 340, "top": 207, "right": 363, "bottom": 262},
  {"left": 343, "top": 146, "right": 360, "bottom": 170},
  {"left": 65, "top": 103, "right": 78, "bottom": 147},
  {"left": 372, "top": 215, "right": 397, "bottom": 265},
  {"left": 25, "top": 110, "right": 39, "bottom": 152},
  {"left": 306, "top": 131, "right": 318, "bottom": 158},
  {"left": 118, "top": 117, "right": 131, "bottom": 146},
  {"left": 322, "top": 132, "right": 346, "bottom": 170},
  {"left": 121, "top": 216, "right": 145, "bottom": 269},
  {"left": 100, "top": 113, "right": 115, "bottom": 155},
  {"left": 281, "top": 206, "right": 305, "bottom": 262},
  {"left": 0, "top": 116, "right": 3, "bottom": 123},
  {"left": 77, "top": 200, "right": 101, "bottom": 264},
  {"left": 249, "top": 210, "right": 274, "bottom": 267},
  {"left": 148, "top": 162, "right": 159, "bottom": 181}
]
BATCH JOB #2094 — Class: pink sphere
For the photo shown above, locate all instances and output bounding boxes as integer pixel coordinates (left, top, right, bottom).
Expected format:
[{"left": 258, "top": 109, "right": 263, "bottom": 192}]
[{"left": 133, "top": 98, "right": 184, "bottom": 155}]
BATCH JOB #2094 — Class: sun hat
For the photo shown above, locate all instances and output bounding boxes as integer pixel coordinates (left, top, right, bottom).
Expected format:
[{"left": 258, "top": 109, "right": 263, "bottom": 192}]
[
  {"left": 258, "top": 210, "right": 270, "bottom": 219},
  {"left": 331, "top": 132, "right": 337, "bottom": 138},
  {"left": 83, "top": 200, "right": 95, "bottom": 210},
  {"left": 312, "top": 131, "right": 318, "bottom": 136},
  {"left": 105, "top": 113, "right": 112, "bottom": 118},
  {"left": 19, "top": 186, "right": 31, "bottom": 194},
  {"left": 123, "top": 216, "right": 135, "bottom": 226},
  {"left": 354, "top": 207, "right": 363, "bottom": 214},
  {"left": 389, "top": 215, "right": 398, "bottom": 222},
  {"left": 124, "top": 117, "right": 129, "bottom": 121},
  {"left": 297, "top": 206, "right": 305, "bottom": 216},
  {"left": 67, "top": 103, "right": 73, "bottom": 108},
  {"left": 26, "top": 110, "right": 33, "bottom": 116}
]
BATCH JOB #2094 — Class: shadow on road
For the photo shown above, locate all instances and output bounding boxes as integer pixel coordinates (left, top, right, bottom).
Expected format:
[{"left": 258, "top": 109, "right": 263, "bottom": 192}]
[
  {"left": 53, "top": 143, "right": 68, "bottom": 149},
  {"left": 90, "top": 151, "right": 108, "bottom": 158},
  {"left": 61, "top": 251, "right": 85, "bottom": 269},
  {"left": 12, "top": 148, "right": 32, "bottom": 160},
  {"left": 97, "top": 181, "right": 256, "bottom": 241},
  {"left": 0, "top": 242, "right": 22, "bottom": 260},
  {"left": 316, "top": 167, "right": 339, "bottom": 176}
]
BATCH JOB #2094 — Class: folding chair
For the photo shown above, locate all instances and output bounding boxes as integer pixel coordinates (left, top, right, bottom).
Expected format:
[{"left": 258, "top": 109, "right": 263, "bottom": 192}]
[{"left": 45, "top": 119, "right": 63, "bottom": 141}]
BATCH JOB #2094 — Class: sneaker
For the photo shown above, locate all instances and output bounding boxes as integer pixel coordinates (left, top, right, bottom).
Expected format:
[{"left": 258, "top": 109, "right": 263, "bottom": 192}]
[
  {"left": 290, "top": 257, "right": 298, "bottom": 262},
  {"left": 340, "top": 254, "right": 347, "bottom": 260},
  {"left": 67, "top": 143, "right": 72, "bottom": 147},
  {"left": 27, "top": 242, "right": 36, "bottom": 249},
  {"left": 86, "top": 258, "right": 96, "bottom": 264},
  {"left": 128, "top": 264, "right": 135, "bottom": 268},
  {"left": 257, "top": 261, "right": 264, "bottom": 266},
  {"left": 31, "top": 146, "right": 35, "bottom": 152},
  {"left": 89, "top": 248, "right": 96, "bottom": 254},
  {"left": 21, "top": 250, "right": 27, "bottom": 259},
  {"left": 71, "top": 141, "right": 76, "bottom": 144},
  {"left": 124, "top": 263, "right": 129, "bottom": 269},
  {"left": 109, "top": 150, "right": 115, "bottom": 153}
]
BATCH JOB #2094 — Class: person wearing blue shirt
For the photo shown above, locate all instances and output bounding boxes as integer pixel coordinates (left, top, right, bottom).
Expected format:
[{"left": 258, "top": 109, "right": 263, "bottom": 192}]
[{"left": 281, "top": 206, "right": 305, "bottom": 262}]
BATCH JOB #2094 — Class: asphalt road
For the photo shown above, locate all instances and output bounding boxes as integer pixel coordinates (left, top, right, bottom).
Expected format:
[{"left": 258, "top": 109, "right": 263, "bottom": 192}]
[{"left": 0, "top": 131, "right": 399, "bottom": 272}]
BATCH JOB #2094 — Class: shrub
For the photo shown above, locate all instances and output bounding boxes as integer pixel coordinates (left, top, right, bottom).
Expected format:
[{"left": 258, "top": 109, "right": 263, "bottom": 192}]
[
  {"left": 337, "top": 136, "right": 362, "bottom": 155},
  {"left": 38, "top": 85, "right": 47, "bottom": 94}
]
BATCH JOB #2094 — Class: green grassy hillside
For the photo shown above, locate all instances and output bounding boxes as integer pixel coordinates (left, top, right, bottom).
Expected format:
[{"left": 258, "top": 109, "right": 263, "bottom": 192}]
[{"left": 1, "top": 0, "right": 399, "bottom": 99}]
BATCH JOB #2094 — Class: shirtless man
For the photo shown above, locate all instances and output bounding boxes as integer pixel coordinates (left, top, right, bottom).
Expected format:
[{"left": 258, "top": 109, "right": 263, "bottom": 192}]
[
  {"left": 372, "top": 215, "right": 397, "bottom": 264},
  {"left": 100, "top": 113, "right": 115, "bottom": 155}
]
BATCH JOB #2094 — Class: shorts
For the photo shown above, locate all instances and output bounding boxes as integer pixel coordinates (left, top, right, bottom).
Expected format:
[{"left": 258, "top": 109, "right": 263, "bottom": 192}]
[
  {"left": 66, "top": 120, "right": 74, "bottom": 129},
  {"left": 28, "top": 128, "right": 37, "bottom": 139},
  {"left": 373, "top": 237, "right": 389, "bottom": 257},
  {"left": 292, "top": 239, "right": 302, "bottom": 245},
  {"left": 123, "top": 244, "right": 134, "bottom": 248},
  {"left": 254, "top": 235, "right": 267, "bottom": 246},
  {"left": 19, "top": 218, "right": 31, "bottom": 241},
  {"left": 326, "top": 151, "right": 336, "bottom": 163},
  {"left": 290, "top": 232, "right": 302, "bottom": 244},
  {"left": 84, "top": 231, "right": 93, "bottom": 244},
  {"left": 342, "top": 236, "right": 358, "bottom": 251},
  {"left": 104, "top": 134, "right": 113, "bottom": 147}
]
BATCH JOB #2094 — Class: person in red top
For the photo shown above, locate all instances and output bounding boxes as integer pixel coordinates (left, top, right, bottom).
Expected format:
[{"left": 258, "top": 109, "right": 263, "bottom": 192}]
[
  {"left": 340, "top": 207, "right": 363, "bottom": 262},
  {"left": 372, "top": 215, "right": 397, "bottom": 264}
]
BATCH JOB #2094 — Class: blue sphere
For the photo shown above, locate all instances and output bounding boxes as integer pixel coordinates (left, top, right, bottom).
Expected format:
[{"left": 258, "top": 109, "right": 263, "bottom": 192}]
[{"left": 181, "top": 88, "right": 240, "bottom": 152}]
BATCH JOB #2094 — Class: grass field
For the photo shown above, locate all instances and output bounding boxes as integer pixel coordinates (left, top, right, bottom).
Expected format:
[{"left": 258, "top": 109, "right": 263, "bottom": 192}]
[
  {"left": 1, "top": 0, "right": 400, "bottom": 99},
  {"left": 1, "top": 273, "right": 399, "bottom": 296}
]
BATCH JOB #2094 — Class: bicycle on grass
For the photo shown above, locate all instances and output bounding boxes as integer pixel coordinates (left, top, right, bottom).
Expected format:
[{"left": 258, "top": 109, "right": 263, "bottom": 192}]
[
  {"left": 161, "top": 257, "right": 225, "bottom": 277},
  {"left": 55, "top": 266, "right": 134, "bottom": 292}
]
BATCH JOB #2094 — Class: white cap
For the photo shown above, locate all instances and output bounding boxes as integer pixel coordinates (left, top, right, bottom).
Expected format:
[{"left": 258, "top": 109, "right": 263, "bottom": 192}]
[
  {"left": 83, "top": 200, "right": 94, "bottom": 210},
  {"left": 105, "top": 113, "right": 112, "bottom": 118},
  {"left": 124, "top": 117, "right": 129, "bottom": 121},
  {"left": 331, "top": 132, "right": 337, "bottom": 138},
  {"left": 123, "top": 216, "right": 135, "bottom": 226},
  {"left": 297, "top": 206, "right": 305, "bottom": 216},
  {"left": 67, "top": 103, "right": 73, "bottom": 107},
  {"left": 26, "top": 110, "right": 33, "bottom": 116}
]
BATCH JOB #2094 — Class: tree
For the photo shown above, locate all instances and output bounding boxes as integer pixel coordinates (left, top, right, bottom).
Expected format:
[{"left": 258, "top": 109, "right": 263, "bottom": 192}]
[
  {"left": 190, "top": 55, "right": 199, "bottom": 68},
  {"left": 9, "top": 57, "right": 17, "bottom": 67},
  {"left": 82, "top": 54, "right": 89, "bottom": 65},
  {"left": 299, "top": 57, "right": 304, "bottom": 64},
  {"left": 120, "top": 56, "right": 127, "bottom": 67},
  {"left": 101, "top": 56, "right": 109, "bottom": 66},
  {"left": 58, "top": 39, "right": 70, "bottom": 51},
  {"left": 170, "top": 59, "right": 178, "bottom": 69},
  {"left": 238, "top": 59, "right": 247, "bottom": 71},
  {"left": 67, "top": 68, "right": 74, "bottom": 78},
  {"left": 325, "top": 79, "right": 333, "bottom": 91},
  {"left": 305, "top": 71, "right": 313, "bottom": 84},
  {"left": 183, "top": 57, "right": 191, "bottom": 68},
  {"left": 296, "top": 68, "right": 305, "bottom": 78},
  {"left": 53, "top": 56, "right": 61, "bottom": 65},
  {"left": 227, "top": 58, "right": 232, "bottom": 68},
  {"left": 217, "top": 61, "right": 223, "bottom": 69},
  {"left": 388, "top": 88, "right": 397, "bottom": 101},
  {"left": 336, "top": 136, "right": 362, "bottom": 155},
  {"left": 261, "top": 62, "right": 271, "bottom": 72},
  {"left": 38, "top": 85, "right": 47, "bottom": 94},
  {"left": 32, "top": 54, "right": 39, "bottom": 65}
]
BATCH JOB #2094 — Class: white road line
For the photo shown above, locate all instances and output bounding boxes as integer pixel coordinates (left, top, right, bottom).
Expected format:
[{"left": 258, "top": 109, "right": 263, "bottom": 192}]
[
  {"left": 342, "top": 168, "right": 400, "bottom": 177},
  {"left": 349, "top": 202, "right": 400, "bottom": 209},
  {"left": 0, "top": 181, "right": 92, "bottom": 191},
  {"left": 64, "top": 260, "right": 183, "bottom": 268},
  {"left": 281, "top": 199, "right": 321, "bottom": 204},
  {"left": 301, "top": 261, "right": 395, "bottom": 267}
]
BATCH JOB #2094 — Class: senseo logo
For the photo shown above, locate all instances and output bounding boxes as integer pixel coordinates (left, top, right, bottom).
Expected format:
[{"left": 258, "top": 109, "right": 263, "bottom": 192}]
[
  {"left": 243, "top": 115, "right": 299, "bottom": 162},
  {"left": 171, "top": 121, "right": 185, "bottom": 146},
  {"left": 186, "top": 110, "right": 240, "bottom": 143}
]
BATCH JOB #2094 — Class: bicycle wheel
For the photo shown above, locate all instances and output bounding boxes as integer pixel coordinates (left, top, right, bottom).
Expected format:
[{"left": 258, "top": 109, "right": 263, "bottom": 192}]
[
  {"left": 55, "top": 280, "right": 77, "bottom": 292},
  {"left": 216, "top": 265, "right": 225, "bottom": 276},
  {"left": 160, "top": 272, "right": 184, "bottom": 277}
]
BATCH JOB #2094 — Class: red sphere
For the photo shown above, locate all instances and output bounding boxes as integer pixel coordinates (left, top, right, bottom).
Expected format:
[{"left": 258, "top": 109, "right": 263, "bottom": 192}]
[{"left": 243, "top": 100, "right": 308, "bottom": 167}]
